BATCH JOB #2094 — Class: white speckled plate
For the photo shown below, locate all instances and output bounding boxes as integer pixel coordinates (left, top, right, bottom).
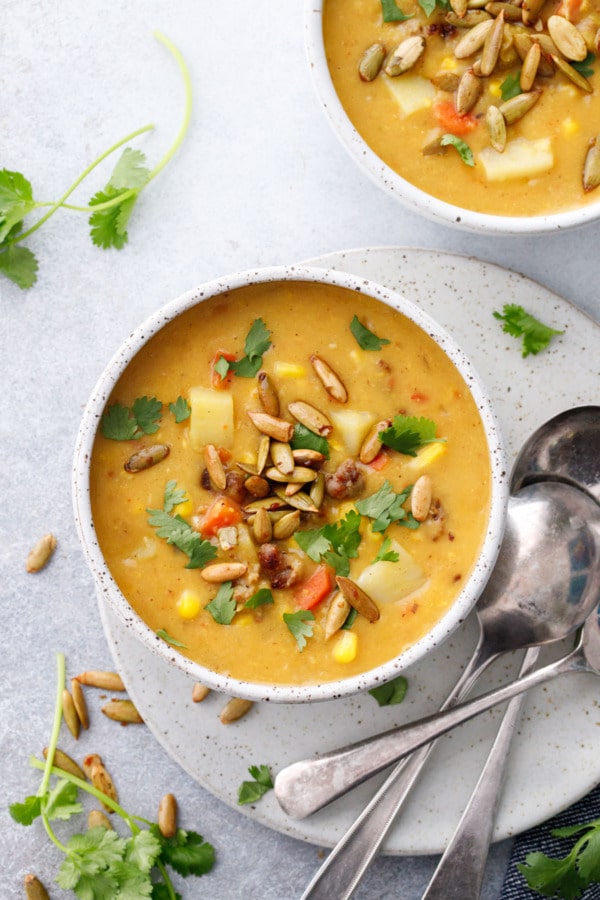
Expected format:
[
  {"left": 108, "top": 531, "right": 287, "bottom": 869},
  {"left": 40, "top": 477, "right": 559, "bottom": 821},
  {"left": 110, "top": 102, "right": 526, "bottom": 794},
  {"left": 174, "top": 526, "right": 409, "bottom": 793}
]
[{"left": 99, "top": 248, "right": 600, "bottom": 855}]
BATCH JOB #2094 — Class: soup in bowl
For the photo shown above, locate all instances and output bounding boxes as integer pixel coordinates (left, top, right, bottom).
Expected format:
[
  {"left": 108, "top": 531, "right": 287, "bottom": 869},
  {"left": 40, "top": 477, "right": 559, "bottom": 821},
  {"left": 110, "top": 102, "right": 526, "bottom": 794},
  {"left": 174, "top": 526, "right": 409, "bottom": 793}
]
[
  {"left": 308, "top": 0, "right": 600, "bottom": 233},
  {"left": 73, "top": 267, "right": 507, "bottom": 702}
]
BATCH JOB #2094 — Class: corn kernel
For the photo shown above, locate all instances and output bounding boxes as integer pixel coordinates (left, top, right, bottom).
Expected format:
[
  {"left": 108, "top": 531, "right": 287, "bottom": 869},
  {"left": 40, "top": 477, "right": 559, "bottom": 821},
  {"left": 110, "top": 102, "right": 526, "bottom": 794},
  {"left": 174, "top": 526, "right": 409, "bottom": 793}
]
[
  {"left": 488, "top": 80, "right": 502, "bottom": 98},
  {"left": 405, "top": 441, "right": 447, "bottom": 473},
  {"left": 440, "top": 56, "right": 458, "bottom": 71},
  {"left": 332, "top": 630, "right": 358, "bottom": 664},
  {"left": 273, "top": 361, "right": 306, "bottom": 378},
  {"left": 175, "top": 498, "right": 193, "bottom": 517},
  {"left": 349, "top": 349, "right": 361, "bottom": 364},
  {"left": 176, "top": 589, "right": 202, "bottom": 619},
  {"left": 561, "top": 117, "right": 579, "bottom": 136}
]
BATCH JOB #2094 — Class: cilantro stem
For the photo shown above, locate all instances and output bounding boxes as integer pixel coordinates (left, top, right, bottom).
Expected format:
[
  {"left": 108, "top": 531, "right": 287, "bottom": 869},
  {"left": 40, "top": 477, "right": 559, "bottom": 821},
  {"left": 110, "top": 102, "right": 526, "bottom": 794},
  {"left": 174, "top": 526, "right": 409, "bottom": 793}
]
[
  {"left": 38, "top": 652, "right": 66, "bottom": 800},
  {"left": 146, "top": 31, "right": 193, "bottom": 183}
]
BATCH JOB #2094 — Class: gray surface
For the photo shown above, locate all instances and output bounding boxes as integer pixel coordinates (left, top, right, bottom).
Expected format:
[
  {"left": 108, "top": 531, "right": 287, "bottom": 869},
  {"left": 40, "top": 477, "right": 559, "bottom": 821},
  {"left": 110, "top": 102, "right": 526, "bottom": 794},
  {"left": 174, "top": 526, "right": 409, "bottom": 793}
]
[{"left": 1, "top": 2, "right": 599, "bottom": 899}]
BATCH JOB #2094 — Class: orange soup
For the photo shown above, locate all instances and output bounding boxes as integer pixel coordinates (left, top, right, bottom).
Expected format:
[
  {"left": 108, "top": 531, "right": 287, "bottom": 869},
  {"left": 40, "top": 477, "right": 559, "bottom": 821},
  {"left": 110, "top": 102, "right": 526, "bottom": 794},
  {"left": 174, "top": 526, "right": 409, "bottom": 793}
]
[{"left": 90, "top": 281, "right": 491, "bottom": 686}]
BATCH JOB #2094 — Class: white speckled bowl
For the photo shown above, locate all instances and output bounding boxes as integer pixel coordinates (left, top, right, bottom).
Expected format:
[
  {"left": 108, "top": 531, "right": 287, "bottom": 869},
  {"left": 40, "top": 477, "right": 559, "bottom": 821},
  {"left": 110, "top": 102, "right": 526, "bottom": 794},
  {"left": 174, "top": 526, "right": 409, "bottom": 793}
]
[
  {"left": 305, "top": 1, "right": 600, "bottom": 235},
  {"left": 73, "top": 265, "right": 508, "bottom": 703}
]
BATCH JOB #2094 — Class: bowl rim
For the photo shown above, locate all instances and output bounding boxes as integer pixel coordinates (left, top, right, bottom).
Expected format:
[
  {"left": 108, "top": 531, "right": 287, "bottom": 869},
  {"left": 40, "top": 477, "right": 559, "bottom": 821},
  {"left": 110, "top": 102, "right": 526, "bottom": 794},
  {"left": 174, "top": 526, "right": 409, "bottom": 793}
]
[
  {"left": 304, "top": 0, "right": 600, "bottom": 236},
  {"left": 72, "top": 264, "right": 509, "bottom": 703}
]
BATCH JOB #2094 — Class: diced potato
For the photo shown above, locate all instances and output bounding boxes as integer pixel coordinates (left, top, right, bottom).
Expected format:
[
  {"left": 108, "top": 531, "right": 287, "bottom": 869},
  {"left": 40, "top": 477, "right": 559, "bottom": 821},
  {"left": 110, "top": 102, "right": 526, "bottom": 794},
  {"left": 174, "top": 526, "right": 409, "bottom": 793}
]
[
  {"left": 358, "top": 542, "right": 426, "bottom": 603},
  {"left": 383, "top": 74, "right": 436, "bottom": 116},
  {"left": 404, "top": 441, "right": 447, "bottom": 474},
  {"left": 330, "top": 410, "right": 377, "bottom": 456},
  {"left": 478, "top": 137, "right": 554, "bottom": 182},
  {"left": 189, "top": 386, "right": 234, "bottom": 451}
]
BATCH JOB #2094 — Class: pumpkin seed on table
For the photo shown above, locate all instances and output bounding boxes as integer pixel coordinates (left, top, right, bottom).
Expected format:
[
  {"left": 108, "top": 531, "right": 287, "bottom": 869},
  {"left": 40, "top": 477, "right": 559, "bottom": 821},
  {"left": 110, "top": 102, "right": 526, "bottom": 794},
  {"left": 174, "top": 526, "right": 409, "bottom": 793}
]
[
  {"left": 62, "top": 688, "right": 80, "bottom": 739},
  {"left": 219, "top": 697, "right": 253, "bottom": 724},
  {"left": 71, "top": 678, "right": 89, "bottom": 730},
  {"left": 43, "top": 746, "right": 86, "bottom": 780},
  {"left": 25, "top": 533, "right": 57, "bottom": 573},
  {"left": 24, "top": 874, "right": 50, "bottom": 900},
  {"left": 158, "top": 793, "right": 178, "bottom": 838},
  {"left": 88, "top": 759, "right": 119, "bottom": 811},
  {"left": 88, "top": 809, "right": 113, "bottom": 830},
  {"left": 75, "top": 670, "right": 126, "bottom": 691},
  {"left": 124, "top": 443, "right": 169, "bottom": 472},
  {"left": 101, "top": 698, "right": 144, "bottom": 724},
  {"left": 192, "top": 682, "right": 211, "bottom": 703}
]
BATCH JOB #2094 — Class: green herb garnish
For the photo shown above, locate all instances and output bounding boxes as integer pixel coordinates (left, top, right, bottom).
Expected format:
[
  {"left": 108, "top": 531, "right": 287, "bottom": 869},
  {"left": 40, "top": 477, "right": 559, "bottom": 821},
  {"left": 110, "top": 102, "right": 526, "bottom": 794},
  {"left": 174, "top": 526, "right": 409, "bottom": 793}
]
[
  {"left": 380, "top": 0, "right": 413, "bottom": 21},
  {"left": 350, "top": 314, "right": 391, "bottom": 351},
  {"left": 169, "top": 395, "right": 191, "bottom": 422},
  {"left": 419, "top": 0, "right": 450, "bottom": 14},
  {"left": 283, "top": 609, "right": 315, "bottom": 651},
  {"left": 0, "top": 33, "right": 192, "bottom": 290},
  {"left": 295, "top": 510, "right": 362, "bottom": 576},
  {"left": 341, "top": 607, "right": 358, "bottom": 631},
  {"left": 101, "top": 395, "right": 163, "bottom": 440},
  {"left": 9, "top": 653, "right": 215, "bottom": 896},
  {"left": 374, "top": 536, "right": 400, "bottom": 563},
  {"left": 147, "top": 482, "right": 217, "bottom": 569},
  {"left": 440, "top": 134, "right": 475, "bottom": 167},
  {"left": 205, "top": 582, "right": 237, "bottom": 624},
  {"left": 379, "top": 414, "right": 443, "bottom": 456},
  {"left": 226, "top": 318, "right": 272, "bottom": 377},
  {"left": 493, "top": 304, "right": 564, "bottom": 357},
  {"left": 368, "top": 675, "right": 409, "bottom": 706},
  {"left": 572, "top": 52, "right": 595, "bottom": 78},
  {"left": 518, "top": 815, "right": 600, "bottom": 898},
  {"left": 156, "top": 628, "right": 188, "bottom": 648},
  {"left": 355, "top": 481, "right": 417, "bottom": 532},
  {"left": 290, "top": 423, "right": 330, "bottom": 458},
  {"left": 500, "top": 71, "right": 522, "bottom": 100},
  {"left": 238, "top": 765, "right": 274, "bottom": 805},
  {"left": 244, "top": 588, "right": 274, "bottom": 609}
]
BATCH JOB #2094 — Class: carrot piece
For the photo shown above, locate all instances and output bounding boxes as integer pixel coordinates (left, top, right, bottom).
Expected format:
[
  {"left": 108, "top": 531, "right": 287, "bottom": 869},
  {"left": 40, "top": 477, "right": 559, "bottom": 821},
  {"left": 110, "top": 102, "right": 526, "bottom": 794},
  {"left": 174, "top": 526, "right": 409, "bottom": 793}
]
[
  {"left": 210, "top": 350, "right": 236, "bottom": 389},
  {"left": 294, "top": 564, "right": 335, "bottom": 610},
  {"left": 410, "top": 390, "right": 429, "bottom": 403},
  {"left": 199, "top": 495, "right": 242, "bottom": 536},
  {"left": 367, "top": 448, "right": 390, "bottom": 471},
  {"left": 433, "top": 100, "right": 478, "bottom": 135}
]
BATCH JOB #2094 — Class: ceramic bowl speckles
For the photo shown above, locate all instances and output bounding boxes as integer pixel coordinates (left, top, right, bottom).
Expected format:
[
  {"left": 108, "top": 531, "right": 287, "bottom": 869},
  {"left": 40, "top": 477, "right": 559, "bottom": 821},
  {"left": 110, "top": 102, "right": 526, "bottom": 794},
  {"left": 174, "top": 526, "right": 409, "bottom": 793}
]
[
  {"left": 305, "top": 2, "right": 600, "bottom": 236},
  {"left": 72, "top": 264, "right": 508, "bottom": 704}
]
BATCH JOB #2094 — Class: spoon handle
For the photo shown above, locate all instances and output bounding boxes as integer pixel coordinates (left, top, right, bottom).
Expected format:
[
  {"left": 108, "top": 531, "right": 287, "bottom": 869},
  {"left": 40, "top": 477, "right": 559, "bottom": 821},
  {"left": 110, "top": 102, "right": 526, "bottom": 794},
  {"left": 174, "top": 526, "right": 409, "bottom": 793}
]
[
  {"left": 422, "top": 645, "right": 541, "bottom": 900},
  {"left": 275, "top": 646, "right": 584, "bottom": 820}
]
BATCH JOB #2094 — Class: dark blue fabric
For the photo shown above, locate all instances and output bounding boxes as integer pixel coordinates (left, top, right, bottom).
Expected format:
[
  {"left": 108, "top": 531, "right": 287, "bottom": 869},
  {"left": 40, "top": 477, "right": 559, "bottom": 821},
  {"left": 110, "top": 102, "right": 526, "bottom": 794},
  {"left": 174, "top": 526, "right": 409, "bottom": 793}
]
[{"left": 501, "top": 784, "right": 600, "bottom": 898}]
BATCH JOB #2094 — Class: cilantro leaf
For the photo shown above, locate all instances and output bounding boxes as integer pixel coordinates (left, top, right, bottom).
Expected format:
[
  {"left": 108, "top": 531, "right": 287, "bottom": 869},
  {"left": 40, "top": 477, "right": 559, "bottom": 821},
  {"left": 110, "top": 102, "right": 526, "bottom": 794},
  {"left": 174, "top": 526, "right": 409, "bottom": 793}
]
[
  {"left": 374, "top": 536, "right": 399, "bottom": 563},
  {"left": 156, "top": 628, "right": 188, "bottom": 648},
  {"left": 518, "top": 850, "right": 586, "bottom": 899},
  {"left": 341, "top": 607, "right": 358, "bottom": 631},
  {"left": 572, "top": 52, "right": 595, "bottom": 78},
  {"left": 57, "top": 828, "right": 128, "bottom": 888},
  {"left": 290, "top": 423, "right": 330, "bottom": 458},
  {"left": 493, "top": 304, "right": 564, "bottom": 357},
  {"left": 228, "top": 318, "right": 272, "bottom": 377},
  {"left": 379, "top": 414, "right": 442, "bottom": 456},
  {"left": 44, "top": 779, "right": 83, "bottom": 822},
  {"left": 132, "top": 396, "right": 163, "bottom": 435},
  {"left": 380, "top": 0, "right": 413, "bottom": 21},
  {"left": 355, "top": 480, "right": 416, "bottom": 532},
  {"left": 125, "top": 830, "right": 163, "bottom": 873},
  {"left": 419, "top": 0, "right": 448, "bottom": 14},
  {"left": 440, "top": 134, "right": 475, "bottom": 166},
  {"left": 238, "top": 765, "right": 274, "bottom": 805},
  {"left": 147, "top": 508, "right": 217, "bottom": 569},
  {"left": 169, "top": 396, "right": 191, "bottom": 423},
  {"left": 162, "top": 480, "right": 188, "bottom": 514},
  {"left": 295, "top": 511, "right": 362, "bottom": 574},
  {"left": 244, "top": 588, "right": 274, "bottom": 609},
  {"left": 213, "top": 355, "right": 231, "bottom": 381},
  {"left": 295, "top": 528, "right": 332, "bottom": 562},
  {"left": 0, "top": 169, "right": 36, "bottom": 242},
  {"left": 89, "top": 185, "right": 138, "bottom": 250},
  {"left": 110, "top": 860, "right": 154, "bottom": 899},
  {"left": 101, "top": 403, "right": 138, "bottom": 440},
  {"left": 0, "top": 244, "right": 38, "bottom": 288},
  {"left": 350, "top": 315, "right": 390, "bottom": 351},
  {"left": 9, "top": 794, "right": 42, "bottom": 826},
  {"left": 500, "top": 71, "right": 522, "bottom": 100},
  {"left": 205, "top": 581, "right": 237, "bottom": 624},
  {"left": 108, "top": 148, "right": 151, "bottom": 190},
  {"left": 153, "top": 826, "right": 215, "bottom": 878},
  {"left": 283, "top": 609, "right": 315, "bottom": 651},
  {"left": 368, "top": 675, "right": 408, "bottom": 706}
]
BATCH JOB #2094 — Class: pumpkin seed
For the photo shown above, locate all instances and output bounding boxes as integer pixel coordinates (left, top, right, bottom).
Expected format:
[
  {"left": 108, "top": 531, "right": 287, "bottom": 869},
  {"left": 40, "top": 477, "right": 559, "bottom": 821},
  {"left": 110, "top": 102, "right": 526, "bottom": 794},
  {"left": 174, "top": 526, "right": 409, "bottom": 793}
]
[
  {"left": 499, "top": 89, "right": 541, "bottom": 123},
  {"left": 244, "top": 474, "right": 271, "bottom": 497},
  {"left": 270, "top": 441, "right": 295, "bottom": 475},
  {"left": 450, "top": 0, "right": 469, "bottom": 17},
  {"left": 273, "top": 486, "right": 319, "bottom": 512},
  {"left": 287, "top": 400, "right": 332, "bottom": 436},
  {"left": 411, "top": 475, "right": 433, "bottom": 522},
  {"left": 82, "top": 753, "right": 104, "bottom": 779},
  {"left": 485, "top": 1, "right": 522, "bottom": 19},
  {"left": 257, "top": 370, "right": 280, "bottom": 417},
  {"left": 336, "top": 576, "right": 380, "bottom": 623},
  {"left": 62, "top": 689, "right": 80, "bottom": 739},
  {"left": 453, "top": 18, "right": 495, "bottom": 57},
  {"left": 257, "top": 434, "right": 270, "bottom": 474},
  {"left": 203, "top": 443, "right": 227, "bottom": 490},
  {"left": 71, "top": 678, "right": 89, "bottom": 730},
  {"left": 486, "top": 104, "right": 507, "bottom": 151},
  {"left": 247, "top": 411, "right": 294, "bottom": 442},
  {"left": 291, "top": 447, "right": 326, "bottom": 467},
  {"left": 192, "top": 683, "right": 211, "bottom": 702},
  {"left": 284, "top": 481, "right": 304, "bottom": 496},
  {"left": 551, "top": 53, "right": 593, "bottom": 91},
  {"left": 265, "top": 465, "right": 317, "bottom": 484},
  {"left": 547, "top": 14, "right": 587, "bottom": 61},
  {"left": 273, "top": 510, "right": 301, "bottom": 540},
  {"left": 456, "top": 68, "right": 483, "bottom": 114},
  {"left": 421, "top": 133, "right": 446, "bottom": 156},
  {"left": 359, "top": 419, "right": 390, "bottom": 464},
  {"left": 520, "top": 39, "right": 541, "bottom": 90},
  {"left": 158, "top": 793, "right": 178, "bottom": 838},
  {"left": 430, "top": 71, "right": 461, "bottom": 90},
  {"left": 101, "top": 698, "right": 144, "bottom": 724},
  {"left": 513, "top": 31, "right": 554, "bottom": 76},
  {"left": 124, "top": 444, "right": 169, "bottom": 473},
  {"left": 88, "top": 809, "right": 113, "bottom": 830},
  {"left": 358, "top": 42, "right": 386, "bottom": 81},
  {"left": 25, "top": 533, "right": 57, "bottom": 573},
  {"left": 75, "top": 670, "right": 125, "bottom": 691},
  {"left": 446, "top": 9, "right": 491, "bottom": 26},
  {"left": 521, "top": 0, "right": 544, "bottom": 25},
  {"left": 243, "top": 496, "right": 289, "bottom": 513},
  {"left": 310, "top": 354, "right": 348, "bottom": 403},
  {"left": 253, "top": 506, "right": 273, "bottom": 543},
  {"left": 219, "top": 697, "right": 253, "bottom": 724},
  {"left": 24, "top": 875, "right": 50, "bottom": 900},
  {"left": 43, "top": 746, "right": 86, "bottom": 780},
  {"left": 480, "top": 10, "right": 505, "bottom": 75},
  {"left": 384, "top": 35, "right": 426, "bottom": 76},
  {"left": 324, "top": 592, "right": 352, "bottom": 640},
  {"left": 583, "top": 137, "right": 600, "bottom": 191},
  {"left": 201, "top": 561, "right": 248, "bottom": 582},
  {"left": 309, "top": 472, "right": 325, "bottom": 509},
  {"left": 89, "top": 760, "right": 118, "bottom": 811}
]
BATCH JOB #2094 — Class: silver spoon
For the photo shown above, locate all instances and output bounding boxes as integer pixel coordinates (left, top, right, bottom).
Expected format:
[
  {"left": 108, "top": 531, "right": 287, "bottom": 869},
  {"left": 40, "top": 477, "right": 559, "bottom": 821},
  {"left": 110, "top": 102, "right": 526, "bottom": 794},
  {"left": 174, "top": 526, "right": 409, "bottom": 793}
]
[{"left": 275, "top": 481, "right": 600, "bottom": 822}]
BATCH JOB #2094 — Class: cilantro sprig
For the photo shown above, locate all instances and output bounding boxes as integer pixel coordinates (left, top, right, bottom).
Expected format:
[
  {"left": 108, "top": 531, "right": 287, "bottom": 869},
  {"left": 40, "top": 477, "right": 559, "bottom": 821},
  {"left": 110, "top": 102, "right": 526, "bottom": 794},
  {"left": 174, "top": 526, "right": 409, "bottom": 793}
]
[
  {"left": 518, "top": 816, "right": 600, "bottom": 899},
  {"left": 440, "top": 134, "right": 475, "bottom": 167},
  {"left": 355, "top": 481, "right": 417, "bottom": 532},
  {"left": 290, "top": 423, "right": 330, "bottom": 458},
  {"left": 350, "top": 314, "right": 390, "bottom": 351},
  {"left": 283, "top": 609, "right": 315, "bottom": 651},
  {"left": 101, "top": 396, "right": 163, "bottom": 440},
  {"left": 295, "top": 510, "right": 362, "bottom": 576},
  {"left": 379, "top": 414, "right": 443, "bottom": 457},
  {"left": 217, "top": 319, "right": 272, "bottom": 379},
  {"left": 205, "top": 581, "right": 237, "bottom": 624},
  {"left": 9, "top": 653, "right": 215, "bottom": 898},
  {"left": 493, "top": 304, "right": 564, "bottom": 357},
  {"left": 147, "top": 482, "right": 217, "bottom": 569},
  {"left": 0, "top": 32, "right": 192, "bottom": 290},
  {"left": 501, "top": 71, "right": 522, "bottom": 100},
  {"left": 237, "top": 765, "right": 274, "bottom": 805},
  {"left": 368, "top": 675, "right": 408, "bottom": 706}
]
